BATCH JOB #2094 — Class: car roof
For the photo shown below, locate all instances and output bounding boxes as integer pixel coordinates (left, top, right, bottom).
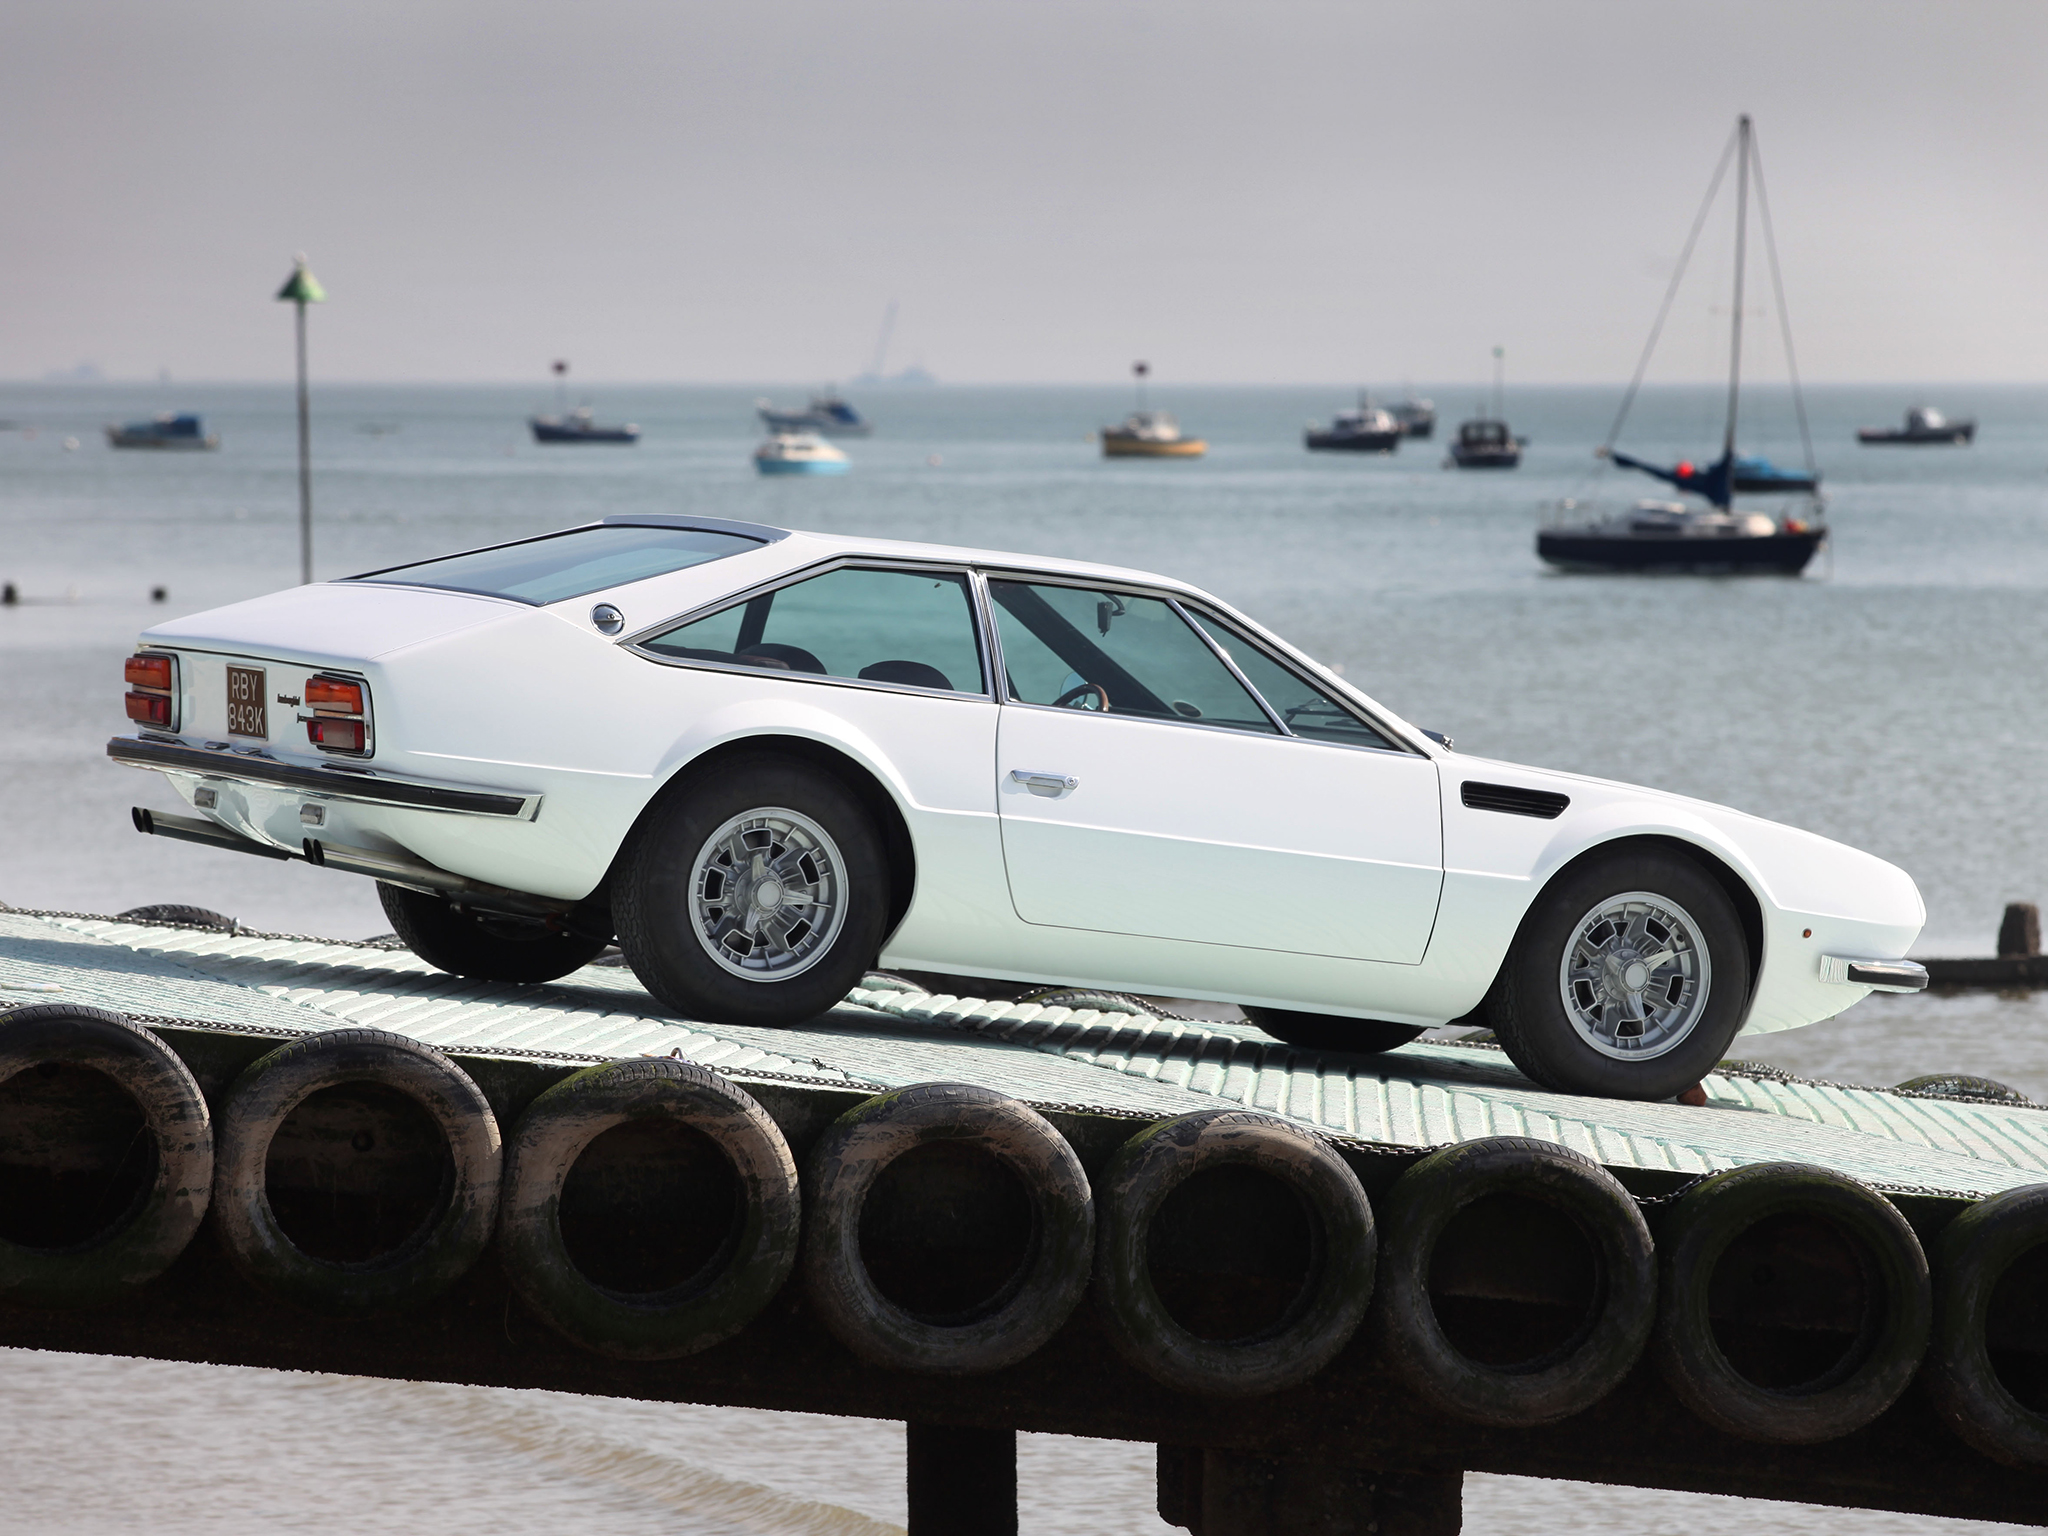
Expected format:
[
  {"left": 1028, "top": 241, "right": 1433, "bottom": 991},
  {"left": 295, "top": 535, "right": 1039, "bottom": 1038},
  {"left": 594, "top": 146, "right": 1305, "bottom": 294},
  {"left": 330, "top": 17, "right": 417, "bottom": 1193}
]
[{"left": 594, "top": 514, "right": 1205, "bottom": 598}]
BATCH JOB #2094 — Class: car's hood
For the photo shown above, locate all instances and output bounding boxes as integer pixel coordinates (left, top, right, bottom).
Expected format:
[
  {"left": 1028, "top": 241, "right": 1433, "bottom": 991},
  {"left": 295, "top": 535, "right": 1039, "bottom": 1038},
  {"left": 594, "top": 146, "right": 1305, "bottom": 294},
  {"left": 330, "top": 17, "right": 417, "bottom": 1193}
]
[
  {"left": 1450, "top": 752, "right": 1925, "bottom": 927},
  {"left": 141, "top": 582, "right": 524, "bottom": 667}
]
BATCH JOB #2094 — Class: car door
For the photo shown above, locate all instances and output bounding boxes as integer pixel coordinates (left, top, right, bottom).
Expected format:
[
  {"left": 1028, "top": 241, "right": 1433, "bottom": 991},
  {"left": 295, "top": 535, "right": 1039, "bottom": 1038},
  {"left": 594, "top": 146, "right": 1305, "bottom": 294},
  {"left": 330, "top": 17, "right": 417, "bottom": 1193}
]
[{"left": 988, "top": 578, "right": 1443, "bottom": 964}]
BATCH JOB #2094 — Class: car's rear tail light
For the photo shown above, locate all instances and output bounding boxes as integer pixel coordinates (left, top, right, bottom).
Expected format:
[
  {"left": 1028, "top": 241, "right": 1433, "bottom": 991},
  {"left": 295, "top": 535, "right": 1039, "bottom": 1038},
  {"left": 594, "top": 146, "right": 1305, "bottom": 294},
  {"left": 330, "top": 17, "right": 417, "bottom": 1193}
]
[
  {"left": 302, "top": 672, "right": 370, "bottom": 756},
  {"left": 305, "top": 717, "right": 365, "bottom": 753},
  {"left": 125, "top": 691, "right": 173, "bottom": 727},
  {"left": 125, "top": 654, "right": 173, "bottom": 689},
  {"left": 123, "top": 651, "right": 178, "bottom": 732},
  {"left": 306, "top": 676, "right": 364, "bottom": 713}
]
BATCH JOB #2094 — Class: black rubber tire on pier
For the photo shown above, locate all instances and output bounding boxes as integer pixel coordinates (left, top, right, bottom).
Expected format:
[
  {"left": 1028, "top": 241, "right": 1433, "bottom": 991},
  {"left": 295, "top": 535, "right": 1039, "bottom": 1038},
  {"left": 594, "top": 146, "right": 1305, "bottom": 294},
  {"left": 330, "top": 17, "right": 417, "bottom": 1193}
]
[
  {"left": 1369, "top": 1136, "right": 1655, "bottom": 1425},
  {"left": 1094, "top": 1108, "right": 1376, "bottom": 1397},
  {"left": 1243, "top": 1008, "right": 1425, "bottom": 1056},
  {"left": 1650, "top": 1162, "right": 1931, "bottom": 1443},
  {"left": 213, "top": 1028, "right": 502, "bottom": 1315},
  {"left": 614, "top": 753, "right": 889, "bottom": 1028},
  {"left": 115, "top": 904, "right": 236, "bottom": 931},
  {"left": 1923, "top": 1183, "right": 2048, "bottom": 1466},
  {"left": 1487, "top": 847, "right": 1750, "bottom": 1101},
  {"left": 803, "top": 1082, "right": 1093, "bottom": 1374},
  {"left": 378, "top": 883, "right": 608, "bottom": 985},
  {"left": 499, "top": 1057, "right": 801, "bottom": 1360},
  {"left": 0, "top": 1005, "right": 213, "bottom": 1308}
]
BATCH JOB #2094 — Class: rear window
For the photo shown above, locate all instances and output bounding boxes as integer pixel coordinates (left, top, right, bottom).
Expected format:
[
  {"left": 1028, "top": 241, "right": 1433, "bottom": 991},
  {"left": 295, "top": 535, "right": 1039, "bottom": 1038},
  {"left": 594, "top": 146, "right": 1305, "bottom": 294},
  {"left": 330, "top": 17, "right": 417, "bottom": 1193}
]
[{"left": 349, "top": 526, "right": 761, "bottom": 604}]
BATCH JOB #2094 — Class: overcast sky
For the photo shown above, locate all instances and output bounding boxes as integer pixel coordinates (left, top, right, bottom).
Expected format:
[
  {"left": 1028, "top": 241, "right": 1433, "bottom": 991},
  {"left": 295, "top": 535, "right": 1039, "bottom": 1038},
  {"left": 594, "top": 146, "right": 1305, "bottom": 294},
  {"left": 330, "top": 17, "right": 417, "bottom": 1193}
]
[{"left": 6, "top": 0, "right": 2045, "bottom": 384}]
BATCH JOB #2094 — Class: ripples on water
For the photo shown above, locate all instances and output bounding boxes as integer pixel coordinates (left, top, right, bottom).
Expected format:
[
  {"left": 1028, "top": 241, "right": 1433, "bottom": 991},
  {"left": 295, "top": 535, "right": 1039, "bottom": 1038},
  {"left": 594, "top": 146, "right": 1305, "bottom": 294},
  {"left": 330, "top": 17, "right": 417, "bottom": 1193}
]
[{"left": 2, "top": 383, "right": 2043, "bottom": 1531}]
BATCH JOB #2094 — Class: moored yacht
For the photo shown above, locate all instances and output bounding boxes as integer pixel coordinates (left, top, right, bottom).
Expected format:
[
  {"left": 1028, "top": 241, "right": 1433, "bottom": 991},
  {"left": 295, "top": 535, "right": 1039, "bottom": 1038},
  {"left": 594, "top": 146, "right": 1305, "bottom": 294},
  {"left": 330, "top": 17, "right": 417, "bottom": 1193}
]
[
  {"left": 754, "top": 431, "right": 850, "bottom": 476},
  {"left": 105, "top": 413, "right": 218, "bottom": 450},
  {"left": 1538, "top": 499, "right": 1823, "bottom": 574},
  {"left": 1388, "top": 396, "right": 1436, "bottom": 438},
  {"left": 1858, "top": 406, "right": 1975, "bottom": 445},
  {"left": 757, "top": 392, "right": 872, "bottom": 437},
  {"left": 1448, "top": 417, "right": 1521, "bottom": 469},
  {"left": 1551, "top": 115, "right": 1825, "bottom": 576},
  {"left": 1101, "top": 361, "right": 1205, "bottom": 458},
  {"left": 529, "top": 361, "right": 639, "bottom": 443},
  {"left": 1305, "top": 397, "right": 1403, "bottom": 452}
]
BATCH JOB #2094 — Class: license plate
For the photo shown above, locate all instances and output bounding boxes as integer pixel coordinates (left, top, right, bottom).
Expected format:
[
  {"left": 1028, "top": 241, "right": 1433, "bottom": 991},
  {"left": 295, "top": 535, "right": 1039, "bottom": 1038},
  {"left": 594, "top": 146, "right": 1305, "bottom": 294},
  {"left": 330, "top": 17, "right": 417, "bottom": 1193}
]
[{"left": 226, "top": 665, "right": 268, "bottom": 738}]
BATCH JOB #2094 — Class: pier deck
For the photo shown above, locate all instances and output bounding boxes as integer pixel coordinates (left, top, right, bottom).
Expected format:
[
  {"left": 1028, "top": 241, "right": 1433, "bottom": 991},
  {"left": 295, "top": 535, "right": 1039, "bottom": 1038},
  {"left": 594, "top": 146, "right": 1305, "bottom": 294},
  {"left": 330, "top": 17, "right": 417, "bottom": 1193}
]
[{"left": 3, "top": 909, "right": 2047, "bottom": 1533}]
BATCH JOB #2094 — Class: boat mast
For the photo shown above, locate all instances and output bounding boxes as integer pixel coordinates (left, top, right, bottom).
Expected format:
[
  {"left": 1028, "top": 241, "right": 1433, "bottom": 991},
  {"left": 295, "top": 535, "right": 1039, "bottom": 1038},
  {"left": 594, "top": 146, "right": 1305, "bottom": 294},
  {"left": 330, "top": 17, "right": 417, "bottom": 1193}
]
[{"left": 1723, "top": 114, "right": 1751, "bottom": 497}]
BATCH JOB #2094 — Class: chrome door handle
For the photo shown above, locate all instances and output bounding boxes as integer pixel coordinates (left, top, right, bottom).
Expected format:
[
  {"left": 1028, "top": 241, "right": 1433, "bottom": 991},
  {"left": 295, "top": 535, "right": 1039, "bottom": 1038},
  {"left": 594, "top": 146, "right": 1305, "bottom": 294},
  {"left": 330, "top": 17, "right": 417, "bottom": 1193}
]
[{"left": 1010, "top": 770, "right": 1079, "bottom": 798}]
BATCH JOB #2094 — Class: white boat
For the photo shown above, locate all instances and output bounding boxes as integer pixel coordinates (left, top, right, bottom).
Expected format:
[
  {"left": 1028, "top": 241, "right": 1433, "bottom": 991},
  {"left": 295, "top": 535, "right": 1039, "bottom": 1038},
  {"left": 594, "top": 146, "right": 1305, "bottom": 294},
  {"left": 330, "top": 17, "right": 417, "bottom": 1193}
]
[{"left": 754, "top": 432, "right": 850, "bottom": 476}]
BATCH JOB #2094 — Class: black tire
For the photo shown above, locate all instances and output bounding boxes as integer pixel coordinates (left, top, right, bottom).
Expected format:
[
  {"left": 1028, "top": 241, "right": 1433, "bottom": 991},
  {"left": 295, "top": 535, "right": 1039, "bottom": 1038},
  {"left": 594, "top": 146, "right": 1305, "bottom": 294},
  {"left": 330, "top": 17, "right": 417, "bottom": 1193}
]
[
  {"left": 1924, "top": 1183, "right": 2048, "bottom": 1466},
  {"left": 1369, "top": 1137, "right": 1655, "bottom": 1425},
  {"left": 377, "top": 883, "right": 607, "bottom": 984},
  {"left": 499, "top": 1057, "right": 801, "bottom": 1360},
  {"left": 802, "top": 1082, "right": 1093, "bottom": 1374},
  {"left": 615, "top": 753, "right": 889, "bottom": 1027},
  {"left": 1094, "top": 1108, "right": 1376, "bottom": 1397},
  {"left": 1488, "top": 847, "right": 1750, "bottom": 1101},
  {"left": 1242, "top": 1007, "right": 1425, "bottom": 1056},
  {"left": 1650, "top": 1162, "right": 1930, "bottom": 1443},
  {"left": 213, "top": 1028, "right": 502, "bottom": 1315},
  {"left": 0, "top": 1005, "right": 213, "bottom": 1308},
  {"left": 116, "top": 904, "right": 236, "bottom": 931}
]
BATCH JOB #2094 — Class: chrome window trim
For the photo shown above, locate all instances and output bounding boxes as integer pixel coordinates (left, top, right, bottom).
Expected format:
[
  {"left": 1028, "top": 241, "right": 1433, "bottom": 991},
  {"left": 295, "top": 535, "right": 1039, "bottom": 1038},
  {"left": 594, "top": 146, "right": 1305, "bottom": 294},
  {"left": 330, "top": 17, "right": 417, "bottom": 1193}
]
[{"left": 622, "top": 555, "right": 998, "bottom": 702}]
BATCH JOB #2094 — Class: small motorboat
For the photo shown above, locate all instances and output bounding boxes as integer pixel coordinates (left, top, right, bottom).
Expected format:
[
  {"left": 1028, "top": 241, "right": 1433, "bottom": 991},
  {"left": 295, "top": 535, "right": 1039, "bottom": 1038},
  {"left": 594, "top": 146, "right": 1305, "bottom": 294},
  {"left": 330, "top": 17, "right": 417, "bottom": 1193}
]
[
  {"left": 1538, "top": 500, "right": 1824, "bottom": 575},
  {"left": 1858, "top": 406, "right": 1975, "bottom": 445},
  {"left": 105, "top": 413, "right": 218, "bottom": 450},
  {"left": 1102, "top": 411, "right": 1206, "bottom": 458},
  {"left": 754, "top": 431, "right": 850, "bottom": 476},
  {"left": 530, "top": 406, "right": 640, "bottom": 444},
  {"left": 529, "top": 360, "right": 638, "bottom": 443},
  {"left": 1305, "top": 399, "right": 1403, "bottom": 453},
  {"left": 1388, "top": 396, "right": 1436, "bottom": 439},
  {"left": 1101, "top": 361, "right": 1205, "bottom": 458},
  {"left": 1448, "top": 417, "right": 1522, "bottom": 469},
  {"left": 756, "top": 392, "right": 872, "bottom": 437}
]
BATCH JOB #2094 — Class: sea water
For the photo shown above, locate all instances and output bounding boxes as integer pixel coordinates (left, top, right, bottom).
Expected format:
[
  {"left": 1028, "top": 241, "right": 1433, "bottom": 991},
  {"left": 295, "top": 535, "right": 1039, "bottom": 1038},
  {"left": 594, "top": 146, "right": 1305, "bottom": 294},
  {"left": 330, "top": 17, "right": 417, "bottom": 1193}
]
[{"left": 2, "top": 381, "right": 2044, "bottom": 1533}]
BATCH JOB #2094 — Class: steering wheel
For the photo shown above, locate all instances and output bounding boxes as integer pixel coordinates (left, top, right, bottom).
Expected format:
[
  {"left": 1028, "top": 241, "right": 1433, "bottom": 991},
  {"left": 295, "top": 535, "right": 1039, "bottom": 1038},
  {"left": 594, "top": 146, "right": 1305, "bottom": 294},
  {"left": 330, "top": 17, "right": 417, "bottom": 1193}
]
[{"left": 1052, "top": 681, "right": 1109, "bottom": 711}]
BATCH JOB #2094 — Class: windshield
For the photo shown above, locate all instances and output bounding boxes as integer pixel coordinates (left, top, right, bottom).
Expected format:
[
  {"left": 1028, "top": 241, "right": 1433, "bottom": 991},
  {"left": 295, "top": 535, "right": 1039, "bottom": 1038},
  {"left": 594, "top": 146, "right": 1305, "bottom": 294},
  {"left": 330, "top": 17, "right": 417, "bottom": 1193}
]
[{"left": 349, "top": 526, "right": 762, "bottom": 604}]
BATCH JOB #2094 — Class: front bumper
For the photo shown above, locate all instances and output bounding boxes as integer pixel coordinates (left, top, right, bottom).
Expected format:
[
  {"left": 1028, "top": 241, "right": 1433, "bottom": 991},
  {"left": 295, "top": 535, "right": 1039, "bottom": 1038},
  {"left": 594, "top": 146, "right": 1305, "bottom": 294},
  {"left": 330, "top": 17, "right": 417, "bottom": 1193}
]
[
  {"left": 1820, "top": 955, "right": 1930, "bottom": 994},
  {"left": 107, "top": 735, "right": 542, "bottom": 820}
]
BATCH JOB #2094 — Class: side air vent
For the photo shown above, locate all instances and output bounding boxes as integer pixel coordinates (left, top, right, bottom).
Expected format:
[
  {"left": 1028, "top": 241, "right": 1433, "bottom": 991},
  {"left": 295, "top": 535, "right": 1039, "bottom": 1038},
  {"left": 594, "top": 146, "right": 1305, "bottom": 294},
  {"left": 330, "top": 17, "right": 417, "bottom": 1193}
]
[{"left": 1462, "top": 781, "right": 1570, "bottom": 820}]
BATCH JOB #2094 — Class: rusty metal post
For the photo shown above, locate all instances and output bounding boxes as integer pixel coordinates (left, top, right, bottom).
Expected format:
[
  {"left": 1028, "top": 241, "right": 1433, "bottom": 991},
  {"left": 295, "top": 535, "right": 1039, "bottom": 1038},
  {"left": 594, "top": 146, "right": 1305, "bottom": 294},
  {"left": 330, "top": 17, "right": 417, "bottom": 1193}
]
[
  {"left": 906, "top": 1422, "right": 1015, "bottom": 1536},
  {"left": 1997, "top": 903, "right": 2040, "bottom": 959},
  {"left": 1159, "top": 1447, "right": 1462, "bottom": 1535}
]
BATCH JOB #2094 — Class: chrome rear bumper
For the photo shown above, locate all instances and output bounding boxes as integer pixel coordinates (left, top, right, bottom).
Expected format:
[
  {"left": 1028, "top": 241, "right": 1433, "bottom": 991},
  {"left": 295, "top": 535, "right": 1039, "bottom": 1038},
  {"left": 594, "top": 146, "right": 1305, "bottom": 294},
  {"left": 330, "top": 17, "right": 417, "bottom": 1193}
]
[{"left": 108, "top": 735, "right": 541, "bottom": 820}]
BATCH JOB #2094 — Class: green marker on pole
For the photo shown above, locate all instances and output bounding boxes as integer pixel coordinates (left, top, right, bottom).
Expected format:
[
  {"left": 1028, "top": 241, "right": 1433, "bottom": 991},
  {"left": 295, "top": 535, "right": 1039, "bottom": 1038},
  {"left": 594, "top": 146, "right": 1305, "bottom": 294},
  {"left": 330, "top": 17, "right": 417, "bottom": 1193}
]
[{"left": 276, "top": 255, "right": 326, "bottom": 585}]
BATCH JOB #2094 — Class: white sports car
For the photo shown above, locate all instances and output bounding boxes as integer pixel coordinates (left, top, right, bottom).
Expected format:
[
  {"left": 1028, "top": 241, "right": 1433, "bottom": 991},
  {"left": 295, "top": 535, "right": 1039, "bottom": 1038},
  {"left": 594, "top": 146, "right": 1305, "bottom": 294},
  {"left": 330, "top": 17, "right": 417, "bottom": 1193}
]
[{"left": 111, "top": 515, "right": 1928, "bottom": 1100}]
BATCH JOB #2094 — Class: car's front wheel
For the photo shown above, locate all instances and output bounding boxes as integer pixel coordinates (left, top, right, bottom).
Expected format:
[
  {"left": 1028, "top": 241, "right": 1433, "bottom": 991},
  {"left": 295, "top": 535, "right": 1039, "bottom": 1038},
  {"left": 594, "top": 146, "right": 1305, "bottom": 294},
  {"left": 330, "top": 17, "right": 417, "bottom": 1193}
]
[
  {"left": 614, "top": 754, "right": 888, "bottom": 1027},
  {"left": 377, "top": 883, "right": 609, "bottom": 983},
  {"left": 1487, "top": 849, "right": 1750, "bottom": 1101}
]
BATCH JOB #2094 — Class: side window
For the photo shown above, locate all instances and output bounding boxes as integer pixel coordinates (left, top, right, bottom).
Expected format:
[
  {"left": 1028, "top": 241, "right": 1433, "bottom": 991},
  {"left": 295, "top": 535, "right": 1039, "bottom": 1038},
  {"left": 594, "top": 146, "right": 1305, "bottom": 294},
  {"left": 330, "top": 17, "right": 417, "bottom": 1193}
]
[
  {"left": 1186, "top": 609, "right": 1400, "bottom": 751},
  {"left": 640, "top": 567, "right": 985, "bottom": 693},
  {"left": 987, "top": 581, "right": 1278, "bottom": 734}
]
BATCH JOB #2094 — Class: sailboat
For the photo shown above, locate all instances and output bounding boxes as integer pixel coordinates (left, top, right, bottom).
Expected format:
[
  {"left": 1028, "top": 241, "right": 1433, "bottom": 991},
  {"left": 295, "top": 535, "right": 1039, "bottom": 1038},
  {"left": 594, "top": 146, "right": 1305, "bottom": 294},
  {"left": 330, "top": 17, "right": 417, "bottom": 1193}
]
[{"left": 1539, "top": 115, "right": 1825, "bottom": 575}]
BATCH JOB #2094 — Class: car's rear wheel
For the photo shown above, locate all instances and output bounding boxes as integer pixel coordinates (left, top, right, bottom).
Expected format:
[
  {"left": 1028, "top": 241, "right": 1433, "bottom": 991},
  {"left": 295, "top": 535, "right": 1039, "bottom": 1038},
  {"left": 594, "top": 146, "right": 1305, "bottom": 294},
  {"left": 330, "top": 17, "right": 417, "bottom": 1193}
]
[
  {"left": 377, "top": 883, "right": 608, "bottom": 983},
  {"left": 1487, "top": 848, "right": 1749, "bottom": 1101},
  {"left": 614, "top": 754, "right": 888, "bottom": 1027},
  {"left": 1243, "top": 1007, "right": 1425, "bottom": 1056}
]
